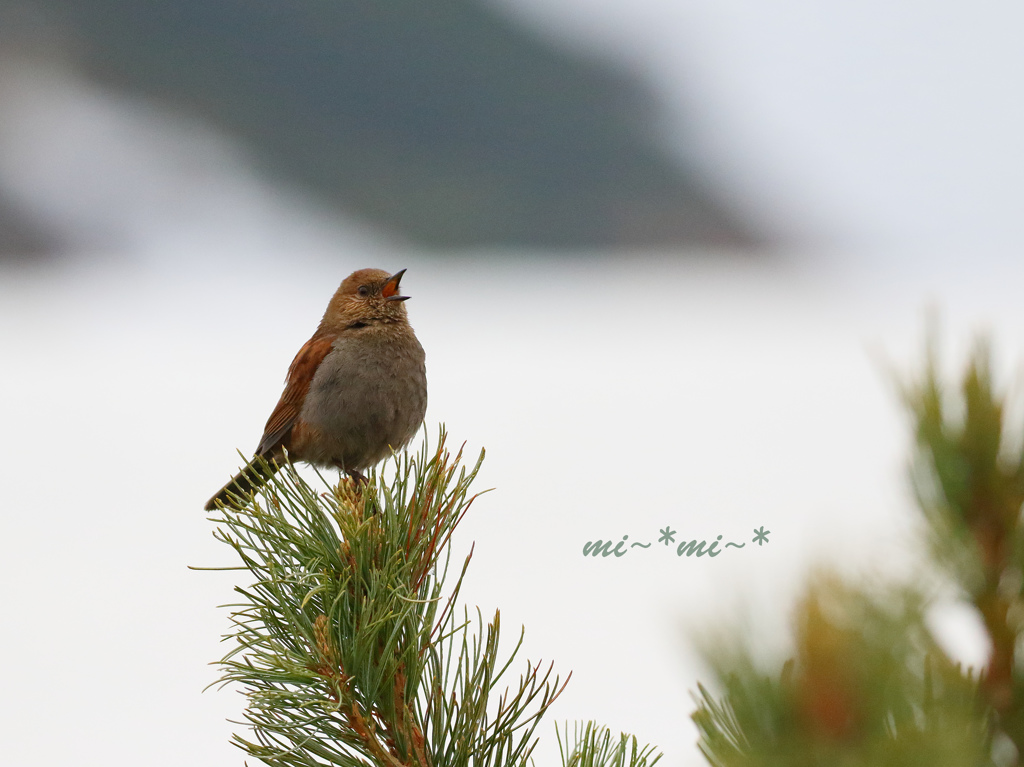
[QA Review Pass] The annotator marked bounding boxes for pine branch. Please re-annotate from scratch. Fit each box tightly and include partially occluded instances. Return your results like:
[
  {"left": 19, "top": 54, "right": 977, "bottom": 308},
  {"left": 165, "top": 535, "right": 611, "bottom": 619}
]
[
  {"left": 557, "top": 722, "right": 662, "bottom": 767},
  {"left": 204, "top": 429, "right": 570, "bottom": 767},
  {"left": 691, "top": 575, "right": 992, "bottom": 767},
  {"left": 902, "top": 337, "right": 1024, "bottom": 736},
  {"left": 690, "top": 333, "right": 1024, "bottom": 766}
]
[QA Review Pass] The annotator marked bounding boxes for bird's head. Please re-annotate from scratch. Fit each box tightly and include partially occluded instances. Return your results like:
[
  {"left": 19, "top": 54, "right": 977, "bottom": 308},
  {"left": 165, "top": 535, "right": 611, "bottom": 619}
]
[{"left": 322, "top": 268, "right": 412, "bottom": 330}]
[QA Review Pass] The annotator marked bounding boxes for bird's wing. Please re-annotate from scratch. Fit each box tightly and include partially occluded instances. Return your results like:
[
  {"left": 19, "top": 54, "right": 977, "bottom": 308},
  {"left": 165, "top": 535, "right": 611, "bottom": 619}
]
[{"left": 256, "top": 334, "right": 336, "bottom": 457}]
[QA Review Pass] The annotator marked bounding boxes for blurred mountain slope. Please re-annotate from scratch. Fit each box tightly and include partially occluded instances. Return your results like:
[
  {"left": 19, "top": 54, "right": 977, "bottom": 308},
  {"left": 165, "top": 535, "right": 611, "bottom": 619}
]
[
  {"left": 0, "top": 190, "right": 60, "bottom": 258},
  {"left": 3, "top": 0, "right": 758, "bottom": 249}
]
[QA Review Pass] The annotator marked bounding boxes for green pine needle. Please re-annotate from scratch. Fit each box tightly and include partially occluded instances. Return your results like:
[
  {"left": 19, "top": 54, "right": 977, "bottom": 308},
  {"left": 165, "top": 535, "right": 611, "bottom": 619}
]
[{"left": 204, "top": 427, "right": 569, "bottom": 767}]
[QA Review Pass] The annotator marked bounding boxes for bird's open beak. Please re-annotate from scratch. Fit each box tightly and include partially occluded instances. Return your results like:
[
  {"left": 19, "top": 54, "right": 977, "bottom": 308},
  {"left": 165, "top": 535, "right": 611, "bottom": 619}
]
[{"left": 382, "top": 269, "right": 410, "bottom": 301}]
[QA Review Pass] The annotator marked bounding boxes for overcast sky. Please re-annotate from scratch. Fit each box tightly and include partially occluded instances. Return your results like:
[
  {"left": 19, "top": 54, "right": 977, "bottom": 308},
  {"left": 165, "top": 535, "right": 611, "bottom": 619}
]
[{"left": 490, "top": 0, "right": 1024, "bottom": 250}]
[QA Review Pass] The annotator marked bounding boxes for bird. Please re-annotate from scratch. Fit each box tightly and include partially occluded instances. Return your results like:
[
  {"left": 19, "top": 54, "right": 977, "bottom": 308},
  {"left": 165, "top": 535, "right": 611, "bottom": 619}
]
[{"left": 205, "top": 268, "right": 427, "bottom": 511}]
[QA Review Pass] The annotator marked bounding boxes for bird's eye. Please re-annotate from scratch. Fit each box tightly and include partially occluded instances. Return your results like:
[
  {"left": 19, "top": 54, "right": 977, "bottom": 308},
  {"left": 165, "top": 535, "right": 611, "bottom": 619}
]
[{"left": 357, "top": 285, "right": 370, "bottom": 297}]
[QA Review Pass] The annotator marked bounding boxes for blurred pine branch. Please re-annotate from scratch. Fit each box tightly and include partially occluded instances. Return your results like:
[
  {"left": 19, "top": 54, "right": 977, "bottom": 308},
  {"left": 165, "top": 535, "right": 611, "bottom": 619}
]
[{"left": 692, "top": 336, "right": 1024, "bottom": 766}]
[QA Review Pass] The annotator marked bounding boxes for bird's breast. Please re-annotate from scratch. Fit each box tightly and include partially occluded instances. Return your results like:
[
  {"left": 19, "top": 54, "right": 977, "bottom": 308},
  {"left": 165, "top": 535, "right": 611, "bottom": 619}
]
[{"left": 296, "top": 329, "right": 427, "bottom": 469}]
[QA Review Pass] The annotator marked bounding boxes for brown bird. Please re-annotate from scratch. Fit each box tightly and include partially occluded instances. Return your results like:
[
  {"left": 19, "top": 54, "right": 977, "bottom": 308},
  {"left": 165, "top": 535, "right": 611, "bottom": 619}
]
[{"left": 205, "top": 268, "right": 427, "bottom": 511}]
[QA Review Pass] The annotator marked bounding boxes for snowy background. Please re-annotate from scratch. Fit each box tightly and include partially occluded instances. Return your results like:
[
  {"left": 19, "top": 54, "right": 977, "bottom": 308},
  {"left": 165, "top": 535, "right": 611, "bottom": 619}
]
[{"left": 3, "top": 2, "right": 1024, "bottom": 765}]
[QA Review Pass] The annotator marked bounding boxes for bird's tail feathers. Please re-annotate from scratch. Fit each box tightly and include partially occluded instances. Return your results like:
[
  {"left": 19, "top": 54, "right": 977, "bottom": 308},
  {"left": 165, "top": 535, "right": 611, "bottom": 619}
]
[{"left": 204, "top": 454, "right": 283, "bottom": 511}]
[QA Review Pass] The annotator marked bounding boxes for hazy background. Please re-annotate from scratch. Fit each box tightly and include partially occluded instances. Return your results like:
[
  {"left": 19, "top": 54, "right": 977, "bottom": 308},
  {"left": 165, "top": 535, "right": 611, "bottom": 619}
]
[{"left": 2, "top": 1, "right": 1023, "bottom": 765}]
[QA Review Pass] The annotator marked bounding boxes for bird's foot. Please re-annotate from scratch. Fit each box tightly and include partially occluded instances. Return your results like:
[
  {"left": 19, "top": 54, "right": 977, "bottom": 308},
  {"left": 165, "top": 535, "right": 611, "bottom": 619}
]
[{"left": 333, "top": 465, "right": 379, "bottom": 514}]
